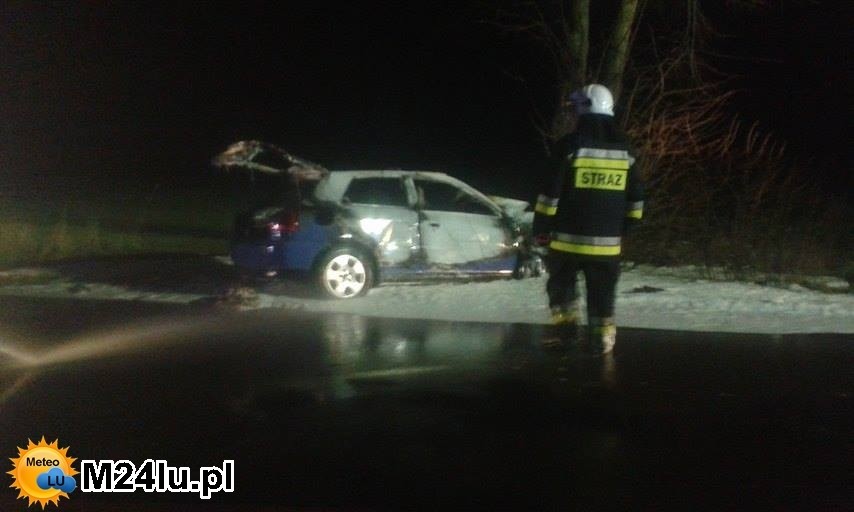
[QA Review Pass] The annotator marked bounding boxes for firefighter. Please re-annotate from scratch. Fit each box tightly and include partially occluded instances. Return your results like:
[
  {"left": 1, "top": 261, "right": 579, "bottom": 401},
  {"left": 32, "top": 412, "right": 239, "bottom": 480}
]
[{"left": 533, "top": 84, "right": 644, "bottom": 354}]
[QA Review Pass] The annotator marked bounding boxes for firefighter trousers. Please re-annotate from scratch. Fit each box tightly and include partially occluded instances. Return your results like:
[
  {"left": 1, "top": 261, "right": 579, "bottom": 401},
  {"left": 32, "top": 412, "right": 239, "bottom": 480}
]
[{"left": 546, "top": 252, "right": 621, "bottom": 320}]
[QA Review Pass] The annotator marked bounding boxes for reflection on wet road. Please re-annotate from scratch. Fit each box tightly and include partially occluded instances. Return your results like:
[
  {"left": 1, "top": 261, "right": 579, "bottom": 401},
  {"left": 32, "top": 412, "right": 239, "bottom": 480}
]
[{"left": 0, "top": 296, "right": 851, "bottom": 510}]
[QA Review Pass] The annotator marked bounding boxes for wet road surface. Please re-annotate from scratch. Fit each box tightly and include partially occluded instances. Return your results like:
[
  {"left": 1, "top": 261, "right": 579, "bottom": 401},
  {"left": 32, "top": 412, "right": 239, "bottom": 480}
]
[{"left": 0, "top": 295, "right": 851, "bottom": 511}]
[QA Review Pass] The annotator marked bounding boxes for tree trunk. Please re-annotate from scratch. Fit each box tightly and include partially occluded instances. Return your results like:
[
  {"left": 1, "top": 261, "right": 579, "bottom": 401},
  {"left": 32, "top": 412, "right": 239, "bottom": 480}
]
[
  {"left": 601, "top": 0, "right": 639, "bottom": 102},
  {"left": 550, "top": 0, "right": 589, "bottom": 140},
  {"left": 566, "top": 0, "right": 589, "bottom": 92}
]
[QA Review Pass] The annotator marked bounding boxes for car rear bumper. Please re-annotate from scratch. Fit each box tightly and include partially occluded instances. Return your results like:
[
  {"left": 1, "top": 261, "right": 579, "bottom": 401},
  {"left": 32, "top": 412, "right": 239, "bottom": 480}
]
[
  {"left": 231, "top": 236, "right": 328, "bottom": 273},
  {"left": 231, "top": 242, "right": 282, "bottom": 272}
]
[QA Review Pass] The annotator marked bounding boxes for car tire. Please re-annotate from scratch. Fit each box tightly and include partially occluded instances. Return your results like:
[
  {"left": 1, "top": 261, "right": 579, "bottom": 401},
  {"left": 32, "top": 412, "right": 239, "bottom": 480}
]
[
  {"left": 530, "top": 254, "right": 544, "bottom": 277},
  {"left": 513, "top": 253, "right": 544, "bottom": 279},
  {"left": 513, "top": 260, "right": 531, "bottom": 280},
  {"left": 316, "top": 247, "right": 374, "bottom": 299}
]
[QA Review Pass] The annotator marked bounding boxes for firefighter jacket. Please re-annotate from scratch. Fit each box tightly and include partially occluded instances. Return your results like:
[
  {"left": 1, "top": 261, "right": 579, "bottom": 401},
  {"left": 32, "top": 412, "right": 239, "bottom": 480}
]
[{"left": 533, "top": 113, "right": 645, "bottom": 258}]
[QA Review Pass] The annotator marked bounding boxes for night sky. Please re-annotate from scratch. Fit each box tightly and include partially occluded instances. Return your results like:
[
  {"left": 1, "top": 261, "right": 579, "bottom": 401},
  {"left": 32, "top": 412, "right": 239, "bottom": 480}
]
[{"left": 1, "top": 1, "right": 850, "bottom": 199}]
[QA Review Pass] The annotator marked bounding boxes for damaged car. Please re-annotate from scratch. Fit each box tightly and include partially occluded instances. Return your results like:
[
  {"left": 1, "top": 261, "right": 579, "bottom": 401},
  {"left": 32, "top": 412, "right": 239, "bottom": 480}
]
[{"left": 214, "top": 141, "right": 543, "bottom": 299}]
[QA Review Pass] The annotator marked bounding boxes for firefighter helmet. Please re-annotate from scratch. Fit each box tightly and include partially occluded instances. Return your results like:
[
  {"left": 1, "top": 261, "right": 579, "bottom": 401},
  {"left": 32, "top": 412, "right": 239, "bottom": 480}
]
[{"left": 569, "top": 84, "right": 614, "bottom": 116}]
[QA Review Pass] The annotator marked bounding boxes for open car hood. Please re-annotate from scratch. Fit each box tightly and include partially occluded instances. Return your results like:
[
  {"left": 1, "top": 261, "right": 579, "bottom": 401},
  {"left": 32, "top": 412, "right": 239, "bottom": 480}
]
[
  {"left": 488, "top": 195, "right": 530, "bottom": 218},
  {"left": 212, "top": 140, "right": 329, "bottom": 182}
]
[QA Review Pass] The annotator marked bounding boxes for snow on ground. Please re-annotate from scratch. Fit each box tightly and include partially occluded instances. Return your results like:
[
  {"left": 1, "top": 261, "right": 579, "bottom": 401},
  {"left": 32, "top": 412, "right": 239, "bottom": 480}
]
[
  {"left": 0, "top": 260, "right": 851, "bottom": 334},
  {"left": 253, "top": 272, "right": 853, "bottom": 334}
]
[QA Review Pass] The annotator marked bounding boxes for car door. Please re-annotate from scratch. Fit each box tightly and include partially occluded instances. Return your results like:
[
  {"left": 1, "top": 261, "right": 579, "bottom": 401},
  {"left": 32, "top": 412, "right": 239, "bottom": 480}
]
[
  {"left": 413, "top": 178, "right": 507, "bottom": 266},
  {"left": 457, "top": 191, "right": 515, "bottom": 261},
  {"left": 341, "top": 176, "right": 420, "bottom": 266}
]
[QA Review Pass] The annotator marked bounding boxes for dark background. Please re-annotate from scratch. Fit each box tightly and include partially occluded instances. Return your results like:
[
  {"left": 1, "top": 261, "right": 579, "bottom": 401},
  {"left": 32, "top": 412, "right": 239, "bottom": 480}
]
[{"left": 1, "top": 1, "right": 850, "bottom": 200}]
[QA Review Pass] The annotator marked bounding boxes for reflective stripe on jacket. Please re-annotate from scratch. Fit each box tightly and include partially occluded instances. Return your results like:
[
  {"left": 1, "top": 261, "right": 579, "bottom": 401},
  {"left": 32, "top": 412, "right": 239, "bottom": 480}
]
[{"left": 533, "top": 114, "right": 645, "bottom": 258}]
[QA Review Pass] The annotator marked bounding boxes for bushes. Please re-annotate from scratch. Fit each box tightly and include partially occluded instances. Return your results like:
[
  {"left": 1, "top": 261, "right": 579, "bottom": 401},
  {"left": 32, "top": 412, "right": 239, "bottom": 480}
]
[{"left": 620, "top": 50, "right": 850, "bottom": 278}]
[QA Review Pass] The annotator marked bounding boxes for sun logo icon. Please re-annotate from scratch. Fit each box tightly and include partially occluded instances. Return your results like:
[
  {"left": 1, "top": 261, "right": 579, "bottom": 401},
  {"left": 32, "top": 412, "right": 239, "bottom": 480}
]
[{"left": 8, "top": 437, "right": 78, "bottom": 509}]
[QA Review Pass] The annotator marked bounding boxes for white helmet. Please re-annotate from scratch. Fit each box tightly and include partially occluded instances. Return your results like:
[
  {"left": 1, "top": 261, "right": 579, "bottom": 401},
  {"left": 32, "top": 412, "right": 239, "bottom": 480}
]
[{"left": 569, "top": 83, "right": 614, "bottom": 116}]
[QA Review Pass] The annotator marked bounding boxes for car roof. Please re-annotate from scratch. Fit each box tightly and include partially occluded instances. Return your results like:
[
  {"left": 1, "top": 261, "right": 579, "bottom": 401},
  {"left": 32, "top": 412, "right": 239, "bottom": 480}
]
[
  {"left": 313, "top": 170, "right": 495, "bottom": 207},
  {"left": 326, "top": 170, "right": 449, "bottom": 179}
]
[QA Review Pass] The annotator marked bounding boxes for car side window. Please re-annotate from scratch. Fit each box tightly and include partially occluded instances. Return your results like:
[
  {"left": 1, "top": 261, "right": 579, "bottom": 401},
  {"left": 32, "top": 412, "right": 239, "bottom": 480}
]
[
  {"left": 415, "top": 180, "right": 495, "bottom": 215},
  {"left": 344, "top": 178, "right": 409, "bottom": 207}
]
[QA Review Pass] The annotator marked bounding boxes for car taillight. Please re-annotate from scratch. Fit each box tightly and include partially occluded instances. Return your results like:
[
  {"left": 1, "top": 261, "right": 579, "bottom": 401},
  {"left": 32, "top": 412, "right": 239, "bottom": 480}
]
[
  {"left": 270, "top": 211, "right": 300, "bottom": 237},
  {"left": 267, "top": 222, "right": 282, "bottom": 239},
  {"left": 283, "top": 210, "right": 300, "bottom": 234}
]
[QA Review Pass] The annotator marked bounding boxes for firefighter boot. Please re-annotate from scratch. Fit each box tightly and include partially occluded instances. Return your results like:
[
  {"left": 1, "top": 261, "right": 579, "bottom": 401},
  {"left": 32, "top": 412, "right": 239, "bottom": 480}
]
[
  {"left": 542, "top": 302, "right": 580, "bottom": 350},
  {"left": 586, "top": 317, "right": 617, "bottom": 355}
]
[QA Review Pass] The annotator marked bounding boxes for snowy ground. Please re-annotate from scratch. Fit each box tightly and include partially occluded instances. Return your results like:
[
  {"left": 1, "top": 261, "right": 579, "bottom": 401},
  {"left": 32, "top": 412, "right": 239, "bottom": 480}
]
[
  {"left": 250, "top": 268, "right": 854, "bottom": 334},
  {"left": 0, "top": 259, "right": 851, "bottom": 334}
]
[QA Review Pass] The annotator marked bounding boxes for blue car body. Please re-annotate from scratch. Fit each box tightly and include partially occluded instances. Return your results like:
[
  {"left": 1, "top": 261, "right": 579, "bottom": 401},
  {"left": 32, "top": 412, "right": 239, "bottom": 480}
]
[{"left": 230, "top": 170, "right": 535, "bottom": 288}]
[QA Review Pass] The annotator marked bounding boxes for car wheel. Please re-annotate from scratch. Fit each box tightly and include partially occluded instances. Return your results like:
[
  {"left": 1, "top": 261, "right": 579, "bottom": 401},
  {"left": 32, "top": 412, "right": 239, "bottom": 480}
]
[
  {"left": 529, "top": 254, "right": 545, "bottom": 277},
  {"left": 513, "top": 253, "right": 544, "bottom": 279},
  {"left": 513, "top": 260, "right": 531, "bottom": 280},
  {"left": 316, "top": 247, "right": 374, "bottom": 299}
]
